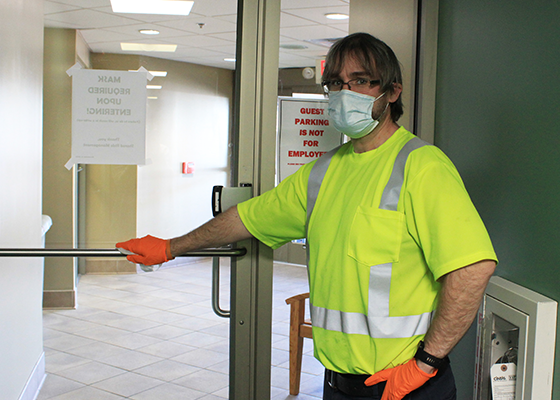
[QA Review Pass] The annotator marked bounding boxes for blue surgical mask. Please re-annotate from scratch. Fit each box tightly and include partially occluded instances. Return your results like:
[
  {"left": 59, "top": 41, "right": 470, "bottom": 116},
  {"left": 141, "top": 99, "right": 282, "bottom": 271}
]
[{"left": 327, "top": 90, "right": 386, "bottom": 139}]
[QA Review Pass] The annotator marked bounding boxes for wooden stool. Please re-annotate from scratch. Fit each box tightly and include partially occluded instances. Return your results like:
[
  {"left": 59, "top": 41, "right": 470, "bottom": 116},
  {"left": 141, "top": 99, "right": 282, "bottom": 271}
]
[{"left": 285, "top": 292, "right": 313, "bottom": 395}]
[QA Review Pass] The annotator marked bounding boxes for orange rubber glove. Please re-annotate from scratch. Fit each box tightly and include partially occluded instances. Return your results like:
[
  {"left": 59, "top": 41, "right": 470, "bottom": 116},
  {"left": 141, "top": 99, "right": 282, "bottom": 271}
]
[
  {"left": 365, "top": 359, "right": 437, "bottom": 400},
  {"left": 116, "top": 235, "right": 174, "bottom": 266}
]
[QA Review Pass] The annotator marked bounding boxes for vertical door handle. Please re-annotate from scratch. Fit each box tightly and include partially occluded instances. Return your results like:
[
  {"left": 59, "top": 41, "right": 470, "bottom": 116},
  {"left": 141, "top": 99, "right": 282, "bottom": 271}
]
[{"left": 212, "top": 257, "right": 230, "bottom": 318}]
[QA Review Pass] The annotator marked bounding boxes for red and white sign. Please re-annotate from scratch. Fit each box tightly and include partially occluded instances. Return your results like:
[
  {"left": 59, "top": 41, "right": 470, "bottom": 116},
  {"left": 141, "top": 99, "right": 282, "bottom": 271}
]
[{"left": 278, "top": 98, "right": 342, "bottom": 182}]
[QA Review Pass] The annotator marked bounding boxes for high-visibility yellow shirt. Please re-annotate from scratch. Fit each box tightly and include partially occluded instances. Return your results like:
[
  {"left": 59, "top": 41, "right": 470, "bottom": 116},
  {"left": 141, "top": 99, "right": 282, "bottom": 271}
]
[{"left": 238, "top": 127, "right": 497, "bottom": 375}]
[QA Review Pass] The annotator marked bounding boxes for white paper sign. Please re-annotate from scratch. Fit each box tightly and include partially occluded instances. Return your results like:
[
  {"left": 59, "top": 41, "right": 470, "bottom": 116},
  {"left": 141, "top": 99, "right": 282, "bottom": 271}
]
[
  {"left": 65, "top": 65, "right": 151, "bottom": 169},
  {"left": 491, "top": 363, "right": 516, "bottom": 400},
  {"left": 278, "top": 98, "right": 342, "bottom": 182}
]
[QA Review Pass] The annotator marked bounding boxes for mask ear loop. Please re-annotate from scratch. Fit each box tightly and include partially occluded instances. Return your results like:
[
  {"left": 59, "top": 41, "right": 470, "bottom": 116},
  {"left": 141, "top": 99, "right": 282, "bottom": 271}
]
[{"left": 373, "top": 93, "right": 390, "bottom": 122}]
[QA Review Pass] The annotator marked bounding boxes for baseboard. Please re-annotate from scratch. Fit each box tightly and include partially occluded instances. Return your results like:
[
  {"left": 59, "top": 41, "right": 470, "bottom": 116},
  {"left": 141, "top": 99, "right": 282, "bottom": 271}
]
[
  {"left": 84, "top": 258, "right": 136, "bottom": 274},
  {"left": 43, "top": 290, "right": 76, "bottom": 309},
  {"left": 19, "top": 352, "right": 45, "bottom": 400}
]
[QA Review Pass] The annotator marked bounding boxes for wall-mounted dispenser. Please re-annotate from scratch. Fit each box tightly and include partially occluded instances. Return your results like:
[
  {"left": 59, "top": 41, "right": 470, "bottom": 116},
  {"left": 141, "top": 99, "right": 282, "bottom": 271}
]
[{"left": 474, "top": 276, "right": 557, "bottom": 399}]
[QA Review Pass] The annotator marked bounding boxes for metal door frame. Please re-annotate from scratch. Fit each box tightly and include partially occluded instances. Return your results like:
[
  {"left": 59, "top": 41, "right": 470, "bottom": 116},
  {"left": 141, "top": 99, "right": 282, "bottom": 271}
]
[{"left": 230, "top": 0, "right": 280, "bottom": 399}]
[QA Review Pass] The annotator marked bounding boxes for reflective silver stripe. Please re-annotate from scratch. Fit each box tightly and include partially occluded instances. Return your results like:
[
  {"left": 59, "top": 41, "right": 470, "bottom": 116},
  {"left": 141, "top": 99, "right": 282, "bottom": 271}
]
[
  {"left": 379, "top": 137, "right": 428, "bottom": 211},
  {"left": 306, "top": 145, "right": 342, "bottom": 266},
  {"left": 307, "top": 145, "right": 342, "bottom": 228},
  {"left": 368, "top": 263, "right": 392, "bottom": 317},
  {"left": 307, "top": 137, "right": 433, "bottom": 339},
  {"left": 310, "top": 303, "right": 434, "bottom": 339}
]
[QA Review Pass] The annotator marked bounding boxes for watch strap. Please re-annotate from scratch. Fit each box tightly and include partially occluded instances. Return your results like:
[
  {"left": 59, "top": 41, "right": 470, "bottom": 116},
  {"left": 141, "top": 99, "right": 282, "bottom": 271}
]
[{"left": 414, "top": 341, "right": 449, "bottom": 369}]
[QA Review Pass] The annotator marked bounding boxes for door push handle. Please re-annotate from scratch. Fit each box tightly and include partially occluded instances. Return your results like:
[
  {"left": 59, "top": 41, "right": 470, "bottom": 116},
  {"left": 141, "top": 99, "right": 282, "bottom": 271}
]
[
  {"left": 0, "top": 247, "right": 247, "bottom": 258},
  {"left": 0, "top": 247, "right": 245, "bottom": 319},
  {"left": 212, "top": 257, "right": 230, "bottom": 318}
]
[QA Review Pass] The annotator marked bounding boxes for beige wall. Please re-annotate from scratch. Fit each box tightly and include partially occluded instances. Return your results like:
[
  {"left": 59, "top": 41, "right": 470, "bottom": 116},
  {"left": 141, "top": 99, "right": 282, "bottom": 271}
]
[
  {"left": 0, "top": 0, "right": 46, "bottom": 398},
  {"left": 135, "top": 57, "right": 234, "bottom": 240},
  {"left": 350, "top": 0, "right": 417, "bottom": 132},
  {"left": 81, "top": 163, "right": 138, "bottom": 274},
  {"left": 83, "top": 165, "right": 137, "bottom": 249},
  {"left": 42, "top": 28, "right": 77, "bottom": 307}
]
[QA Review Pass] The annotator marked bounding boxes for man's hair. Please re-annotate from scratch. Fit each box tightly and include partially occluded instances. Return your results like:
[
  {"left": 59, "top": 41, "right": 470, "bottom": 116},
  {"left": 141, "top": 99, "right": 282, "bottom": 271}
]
[{"left": 323, "top": 32, "right": 404, "bottom": 122}]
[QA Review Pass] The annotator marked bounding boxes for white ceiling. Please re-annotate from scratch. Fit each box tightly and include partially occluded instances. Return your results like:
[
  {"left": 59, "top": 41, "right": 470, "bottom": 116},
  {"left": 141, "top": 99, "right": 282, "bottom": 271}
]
[{"left": 44, "top": 0, "right": 350, "bottom": 70}]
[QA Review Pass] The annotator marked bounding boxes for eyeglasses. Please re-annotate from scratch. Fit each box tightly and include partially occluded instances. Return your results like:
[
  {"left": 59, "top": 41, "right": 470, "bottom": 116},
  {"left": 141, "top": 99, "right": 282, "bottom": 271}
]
[{"left": 322, "top": 78, "right": 381, "bottom": 94}]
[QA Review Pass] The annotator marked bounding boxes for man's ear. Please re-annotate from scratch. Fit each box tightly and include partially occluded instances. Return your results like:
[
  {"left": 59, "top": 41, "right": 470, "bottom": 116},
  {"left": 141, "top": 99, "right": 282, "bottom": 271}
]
[{"left": 388, "top": 82, "right": 403, "bottom": 103}]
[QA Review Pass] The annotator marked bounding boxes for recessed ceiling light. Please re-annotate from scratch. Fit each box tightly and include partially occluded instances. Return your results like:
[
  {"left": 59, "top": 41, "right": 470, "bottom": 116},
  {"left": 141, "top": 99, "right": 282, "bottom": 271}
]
[
  {"left": 224, "top": 58, "right": 236, "bottom": 62},
  {"left": 293, "top": 93, "right": 326, "bottom": 99},
  {"left": 280, "top": 44, "right": 308, "bottom": 50},
  {"left": 325, "top": 13, "right": 349, "bottom": 20},
  {"left": 121, "top": 43, "right": 177, "bottom": 52},
  {"left": 139, "top": 29, "right": 160, "bottom": 35},
  {"left": 147, "top": 85, "right": 162, "bottom": 90},
  {"left": 111, "top": 0, "right": 194, "bottom": 16},
  {"left": 148, "top": 96, "right": 158, "bottom": 100}
]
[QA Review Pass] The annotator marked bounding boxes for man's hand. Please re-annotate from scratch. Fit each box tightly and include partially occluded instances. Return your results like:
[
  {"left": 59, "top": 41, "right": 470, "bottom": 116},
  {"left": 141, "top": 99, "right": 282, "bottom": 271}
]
[
  {"left": 116, "top": 235, "right": 174, "bottom": 266},
  {"left": 364, "top": 359, "right": 436, "bottom": 400}
]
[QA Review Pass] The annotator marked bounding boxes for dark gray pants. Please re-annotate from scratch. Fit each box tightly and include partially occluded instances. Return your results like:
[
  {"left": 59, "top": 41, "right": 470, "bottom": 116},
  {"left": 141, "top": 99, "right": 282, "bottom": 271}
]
[{"left": 323, "top": 364, "right": 457, "bottom": 400}]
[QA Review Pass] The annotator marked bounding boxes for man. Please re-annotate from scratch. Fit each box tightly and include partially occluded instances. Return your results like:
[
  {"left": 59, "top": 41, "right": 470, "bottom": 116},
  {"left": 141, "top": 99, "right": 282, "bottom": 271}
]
[{"left": 117, "top": 33, "right": 497, "bottom": 400}]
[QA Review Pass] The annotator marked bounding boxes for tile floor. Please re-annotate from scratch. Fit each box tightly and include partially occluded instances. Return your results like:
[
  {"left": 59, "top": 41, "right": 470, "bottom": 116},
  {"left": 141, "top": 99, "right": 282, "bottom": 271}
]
[{"left": 38, "top": 259, "right": 324, "bottom": 399}]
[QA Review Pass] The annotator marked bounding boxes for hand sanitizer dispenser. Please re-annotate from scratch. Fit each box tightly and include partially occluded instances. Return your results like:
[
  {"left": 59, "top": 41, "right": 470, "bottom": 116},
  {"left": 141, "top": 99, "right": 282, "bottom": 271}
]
[{"left": 474, "top": 276, "right": 557, "bottom": 400}]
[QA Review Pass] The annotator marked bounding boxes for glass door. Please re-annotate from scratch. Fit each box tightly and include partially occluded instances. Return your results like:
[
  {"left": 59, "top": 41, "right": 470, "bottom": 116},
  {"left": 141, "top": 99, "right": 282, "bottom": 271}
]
[{"left": 39, "top": 1, "right": 279, "bottom": 399}]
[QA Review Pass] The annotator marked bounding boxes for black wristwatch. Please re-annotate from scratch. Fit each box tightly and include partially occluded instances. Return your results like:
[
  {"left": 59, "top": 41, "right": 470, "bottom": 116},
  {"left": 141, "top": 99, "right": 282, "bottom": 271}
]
[{"left": 414, "top": 341, "right": 448, "bottom": 369}]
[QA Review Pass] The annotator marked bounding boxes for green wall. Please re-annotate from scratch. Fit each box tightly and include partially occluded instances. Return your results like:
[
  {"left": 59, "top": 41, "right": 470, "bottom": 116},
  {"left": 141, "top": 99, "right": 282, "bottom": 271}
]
[{"left": 435, "top": 0, "right": 560, "bottom": 398}]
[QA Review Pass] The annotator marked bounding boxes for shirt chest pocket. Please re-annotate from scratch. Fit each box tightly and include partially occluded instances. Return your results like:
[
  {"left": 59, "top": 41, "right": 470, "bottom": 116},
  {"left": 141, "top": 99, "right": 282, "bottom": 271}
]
[{"left": 347, "top": 206, "right": 404, "bottom": 267}]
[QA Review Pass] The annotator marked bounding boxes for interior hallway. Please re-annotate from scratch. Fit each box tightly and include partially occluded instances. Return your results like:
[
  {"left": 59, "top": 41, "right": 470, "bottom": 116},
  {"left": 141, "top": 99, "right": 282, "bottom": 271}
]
[{"left": 38, "top": 260, "right": 323, "bottom": 399}]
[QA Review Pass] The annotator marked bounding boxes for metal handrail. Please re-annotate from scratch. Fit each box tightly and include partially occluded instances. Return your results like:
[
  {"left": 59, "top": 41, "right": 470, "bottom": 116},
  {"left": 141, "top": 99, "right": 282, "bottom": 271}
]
[{"left": 0, "top": 248, "right": 247, "bottom": 258}]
